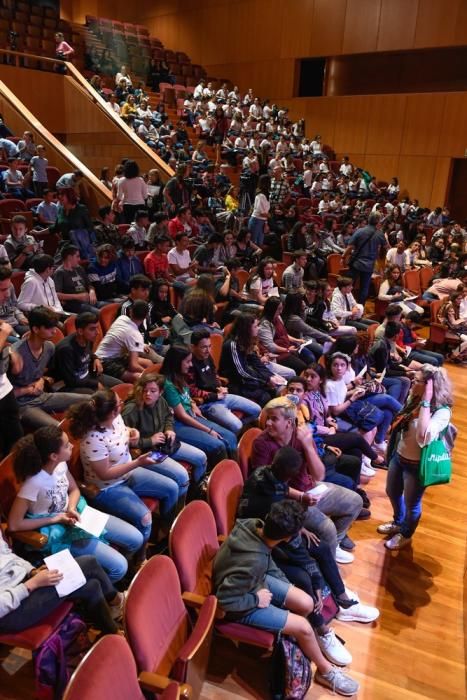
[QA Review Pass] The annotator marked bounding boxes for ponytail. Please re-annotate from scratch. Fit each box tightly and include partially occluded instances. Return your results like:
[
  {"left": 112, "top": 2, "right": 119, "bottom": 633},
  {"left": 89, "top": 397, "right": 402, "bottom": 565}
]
[
  {"left": 67, "top": 390, "right": 117, "bottom": 438},
  {"left": 13, "top": 426, "right": 64, "bottom": 482}
]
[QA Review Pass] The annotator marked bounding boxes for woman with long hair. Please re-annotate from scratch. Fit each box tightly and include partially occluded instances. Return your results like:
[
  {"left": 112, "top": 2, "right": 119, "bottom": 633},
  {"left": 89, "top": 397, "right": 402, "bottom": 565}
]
[
  {"left": 244, "top": 257, "right": 278, "bottom": 305},
  {"left": 68, "top": 390, "right": 183, "bottom": 546},
  {"left": 160, "top": 345, "right": 237, "bottom": 467},
  {"left": 149, "top": 278, "right": 177, "bottom": 326},
  {"left": 282, "top": 291, "right": 334, "bottom": 358},
  {"left": 258, "top": 297, "right": 313, "bottom": 373},
  {"left": 305, "top": 281, "right": 357, "bottom": 337},
  {"left": 437, "top": 290, "right": 467, "bottom": 361},
  {"left": 378, "top": 264, "right": 424, "bottom": 315},
  {"left": 8, "top": 426, "right": 143, "bottom": 582},
  {"left": 235, "top": 228, "right": 261, "bottom": 270},
  {"left": 122, "top": 372, "right": 207, "bottom": 488},
  {"left": 248, "top": 174, "right": 270, "bottom": 246},
  {"left": 379, "top": 365, "right": 453, "bottom": 549},
  {"left": 179, "top": 275, "right": 223, "bottom": 335},
  {"left": 220, "top": 313, "right": 284, "bottom": 406},
  {"left": 116, "top": 160, "right": 148, "bottom": 224}
]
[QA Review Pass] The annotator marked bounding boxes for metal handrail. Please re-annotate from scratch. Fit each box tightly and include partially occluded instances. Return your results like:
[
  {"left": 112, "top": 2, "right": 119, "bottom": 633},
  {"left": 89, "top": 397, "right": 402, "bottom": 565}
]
[{"left": 0, "top": 47, "right": 174, "bottom": 181}]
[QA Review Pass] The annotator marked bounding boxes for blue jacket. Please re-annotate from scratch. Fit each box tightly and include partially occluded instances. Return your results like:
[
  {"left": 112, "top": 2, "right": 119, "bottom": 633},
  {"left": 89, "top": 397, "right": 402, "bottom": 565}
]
[{"left": 115, "top": 253, "right": 144, "bottom": 293}]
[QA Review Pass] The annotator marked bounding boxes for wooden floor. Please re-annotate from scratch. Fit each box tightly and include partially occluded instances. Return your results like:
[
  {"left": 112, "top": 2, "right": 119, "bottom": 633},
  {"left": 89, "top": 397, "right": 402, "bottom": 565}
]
[
  {"left": 202, "top": 363, "right": 467, "bottom": 700},
  {"left": 1, "top": 365, "right": 465, "bottom": 700}
]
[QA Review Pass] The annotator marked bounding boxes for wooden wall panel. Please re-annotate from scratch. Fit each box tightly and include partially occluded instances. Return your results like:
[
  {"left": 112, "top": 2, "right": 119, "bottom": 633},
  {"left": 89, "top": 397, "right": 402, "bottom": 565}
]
[
  {"left": 305, "top": 98, "right": 338, "bottom": 147},
  {"left": 280, "top": 0, "right": 314, "bottom": 59},
  {"left": 430, "top": 157, "right": 452, "bottom": 207},
  {"left": 333, "top": 96, "right": 370, "bottom": 154},
  {"left": 377, "top": 0, "right": 418, "bottom": 51},
  {"left": 0, "top": 66, "right": 65, "bottom": 132},
  {"left": 365, "top": 95, "right": 406, "bottom": 154},
  {"left": 438, "top": 93, "right": 467, "bottom": 157},
  {"left": 400, "top": 93, "right": 444, "bottom": 156},
  {"left": 309, "top": 0, "right": 346, "bottom": 57},
  {"left": 342, "top": 0, "right": 382, "bottom": 55},
  {"left": 413, "top": 0, "right": 461, "bottom": 48},
  {"left": 362, "top": 155, "right": 400, "bottom": 183},
  {"left": 396, "top": 156, "right": 437, "bottom": 202}
]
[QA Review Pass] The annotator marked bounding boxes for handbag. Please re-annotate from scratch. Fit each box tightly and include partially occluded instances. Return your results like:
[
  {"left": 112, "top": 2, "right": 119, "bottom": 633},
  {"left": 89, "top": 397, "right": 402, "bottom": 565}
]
[
  {"left": 419, "top": 427, "right": 452, "bottom": 487},
  {"left": 362, "top": 379, "right": 386, "bottom": 396}
]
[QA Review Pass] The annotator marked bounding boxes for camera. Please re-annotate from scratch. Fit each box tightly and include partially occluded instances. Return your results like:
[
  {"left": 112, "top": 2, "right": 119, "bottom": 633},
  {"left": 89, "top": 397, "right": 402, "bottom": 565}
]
[{"left": 8, "top": 30, "right": 18, "bottom": 49}]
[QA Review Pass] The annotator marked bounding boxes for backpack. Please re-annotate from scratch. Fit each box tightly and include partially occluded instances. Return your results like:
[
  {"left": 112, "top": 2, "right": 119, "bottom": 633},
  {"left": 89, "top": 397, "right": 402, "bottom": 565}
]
[
  {"left": 270, "top": 634, "right": 312, "bottom": 700},
  {"left": 33, "top": 612, "right": 90, "bottom": 700}
]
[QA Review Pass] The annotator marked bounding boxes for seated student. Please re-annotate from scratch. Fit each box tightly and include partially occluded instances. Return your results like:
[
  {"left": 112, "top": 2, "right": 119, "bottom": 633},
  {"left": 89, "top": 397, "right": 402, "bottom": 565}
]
[
  {"left": 119, "top": 274, "right": 166, "bottom": 359},
  {"left": 212, "top": 500, "right": 359, "bottom": 697},
  {"left": 243, "top": 258, "right": 279, "bottom": 306},
  {"left": 0, "top": 136, "right": 19, "bottom": 160},
  {"left": 9, "top": 306, "right": 87, "bottom": 430},
  {"left": 188, "top": 330, "right": 261, "bottom": 433},
  {"left": 160, "top": 344, "right": 238, "bottom": 468},
  {"left": 251, "top": 396, "right": 363, "bottom": 563},
  {"left": 330, "top": 277, "right": 375, "bottom": 331},
  {"left": 87, "top": 245, "right": 122, "bottom": 303},
  {"left": 9, "top": 426, "right": 144, "bottom": 583},
  {"left": 127, "top": 210, "right": 150, "bottom": 250},
  {"left": 122, "top": 372, "right": 206, "bottom": 490},
  {"left": 282, "top": 251, "right": 307, "bottom": 292},
  {"left": 53, "top": 312, "right": 120, "bottom": 393},
  {"left": 17, "top": 254, "right": 64, "bottom": 316},
  {"left": 220, "top": 313, "right": 288, "bottom": 406},
  {"left": 68, "top": 390, "right": 182, "bottom": 548},
  {"left": 423, "top": 269, "right": 467, "bottom": 301},
  {"left": 0, "top": 531, "right": 122, "bottom": 636},
  {"left": 53, "top": 244, "right": 99, "bottom": 314},
  {"left": 192, "top": 233, "right": 224, "bottom": 274},
  {"left": 378, "top": 264, "right": 424, "bottom": 316},
  {"left": 285, "top": 376, "right": 368, "bottom": 504},
  {"left": 115, "top": 237, "right": 144, "bottom": 293},
  {"left": 149, "top": 278, "right": 177, "bottom": 328},
  {"left": 239, "top": 447, "right": 379, "bottom": 628},
  {"left": 94, "top": 206, "right": 120, "bottom": 248},
  {"left": 4, "top": 215, "right": 40, "bottom": 271},
  {"left": 36, "top": 190, "right": 59, "bottom": 227},
  {"left": 95, "top": 300, "right": 155, "bottom": 381},
  {"left": 29, "top": 144, "right": 48, "bottom": 197},
  {"left": 2, "top": 157, "right": 33, "bottom": 199},
  {"left": 143, "top": 235, "right": 173, "bottom": 282},
  {"left": 398, "top": 311, "right": 444, "bottom": 366},
  {"left": 167, "top": 232, "right": 198, "bottom": 289},
  {"left": 0, "top": 265, "right": 29, "bottom": 339}
]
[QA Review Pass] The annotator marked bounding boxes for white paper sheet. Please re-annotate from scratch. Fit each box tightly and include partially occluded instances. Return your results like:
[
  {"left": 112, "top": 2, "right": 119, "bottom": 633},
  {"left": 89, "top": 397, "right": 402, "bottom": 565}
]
[
  {"left": 356, "top": 364, "right": 368, "bottom": 379},
  {"left": 75, "top": 505, "right": 109, "bottom": 538},
  {"left": 306, "top": 483, "right": 329, "bottom": 501},
  {"left": 44, "top": 549, "right": 86, "bottom": 597}
]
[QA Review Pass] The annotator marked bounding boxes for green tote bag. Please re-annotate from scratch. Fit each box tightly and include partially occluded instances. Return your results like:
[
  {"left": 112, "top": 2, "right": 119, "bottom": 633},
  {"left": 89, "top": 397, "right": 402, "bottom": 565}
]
[{"left": 419, "top": 427, "right": 452, "bottom": 487}]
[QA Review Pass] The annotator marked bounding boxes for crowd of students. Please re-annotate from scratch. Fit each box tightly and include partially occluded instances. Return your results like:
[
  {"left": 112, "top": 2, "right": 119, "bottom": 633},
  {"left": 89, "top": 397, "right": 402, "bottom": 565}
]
[{"left": 0, "top": 78, "right": 462, "bottom": 698}]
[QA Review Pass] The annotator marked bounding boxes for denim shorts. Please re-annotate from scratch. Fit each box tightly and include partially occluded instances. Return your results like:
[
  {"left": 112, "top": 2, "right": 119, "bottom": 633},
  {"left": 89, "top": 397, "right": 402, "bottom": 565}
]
[{"left": 236, "top": 575, "right": 292, "bottom": 632}]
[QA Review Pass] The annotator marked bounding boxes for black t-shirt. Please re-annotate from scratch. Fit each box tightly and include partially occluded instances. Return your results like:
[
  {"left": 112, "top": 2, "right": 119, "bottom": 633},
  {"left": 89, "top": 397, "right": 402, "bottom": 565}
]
[
  {"left": 53, "top": 333, "right": 97, "bottom": 389},
  {"left": 53, "top": 265, "right": 89, "bottom": 313}
]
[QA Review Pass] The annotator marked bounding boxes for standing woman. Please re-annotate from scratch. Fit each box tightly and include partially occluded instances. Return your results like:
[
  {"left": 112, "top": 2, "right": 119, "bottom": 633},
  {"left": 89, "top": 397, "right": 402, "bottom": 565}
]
[
  {"left": 55, "top": 32, "right": 74, "bottom": 61},
  {"left": 248, "top": 174, "right": 270, "bottom": 247},
  {"left": 379, "top": 366, "right": 453, "bottom": 550},
  {"left": 117, "top": 160, "right": 148, "bottom": 224},
  {"left": 211, "top": 106, "right": 229, "bottom": 164}
]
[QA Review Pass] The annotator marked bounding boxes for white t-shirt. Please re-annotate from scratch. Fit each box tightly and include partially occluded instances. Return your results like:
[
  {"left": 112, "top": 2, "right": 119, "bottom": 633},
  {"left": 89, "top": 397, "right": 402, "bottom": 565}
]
[
  {"left": 249, "top": 276, "right": 278, "bottom": 298},
  {"left": 167, "top": 247, "right": 191, "bottom": 280},
  {"left": 80, "top": 415, "right": 131, "bottom": 490},
  {"left": 96, "top": 315, "right": 145, "bottom": 361},
  {"left": 325, "top": 378, "right": 347, "bottom": 406},
  {"left": 252, "top": 193, "right": 270, "bottom": 219},
  {"left": 18, "top": 462, "right": 69, "bottom": 515}
]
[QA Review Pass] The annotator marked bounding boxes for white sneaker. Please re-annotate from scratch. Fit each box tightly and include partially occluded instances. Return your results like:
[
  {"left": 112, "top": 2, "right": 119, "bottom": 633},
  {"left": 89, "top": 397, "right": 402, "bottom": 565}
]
[
  {"left": 385, "top": 533, "right": 412, "bottom": 550},
  {"left": 335, "top": 545, "right": 354, "bottom": 564},
  {"left": 318, "top": 629, "right": 352, "bottom": 666},
  {"left": 337, "top": 591, "right": 380, "bottom": 623},
  {"left": 374, "top": 440, "right": 388, "bottom": 453},
  {"left": 360, "top": 462, "right": 376, "bottom": 477},
  {"left": 377, "top": 521, "right": 400, "bottom": 536}
]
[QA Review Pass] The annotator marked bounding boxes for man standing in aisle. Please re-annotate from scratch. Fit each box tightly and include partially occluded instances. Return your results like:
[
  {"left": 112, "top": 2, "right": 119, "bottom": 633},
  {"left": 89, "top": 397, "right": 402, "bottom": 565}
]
[{"left": 342, "top": 213, "right": 386, "bottom": 305}]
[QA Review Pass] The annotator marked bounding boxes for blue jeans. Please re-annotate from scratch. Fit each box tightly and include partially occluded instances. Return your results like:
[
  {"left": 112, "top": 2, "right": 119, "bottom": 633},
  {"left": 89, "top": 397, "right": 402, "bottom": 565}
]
[
  {"left": 236, "top": 574, "right": 291, "bottom": 632},
  {"left": 303, "top": 482, "right": 363, "bottom": 551},
  {"left": 248, "top": 216, "right": 266, "bottom": 246},
  {"left": 365, "top": 393, "right": 402, "bottom": 443},
  {"left": 174, "top": 417, "right": 237, "bottom": 467},
  {"left": 70, "top": 514, "right": 143, "bottom": 582},
  {"left": 171, "top": 440, "right": 207, "bottom": 484},
  {"left": 409, "top": 349, "right": 444, "bottom": 366},
  {"left": 383, "top": 376, "right": 411, "bottom": 404},
  {"left": 386, "top": 453, "right": 425, "bottom": 537},
  {"left": 90, "top": 466, "right": 180, "bottom": 542},
  {"left": 149, "top": 455, "right": 190, "bottom": 496},
  {"left": 201, "top": 393, "right": 261, "bottom": 433},
  {"left": 350, "top": 267, "right": 374, "bottom": 304},
  {"left": 422, "top": 292, "right": 438, "bottom": 301}
]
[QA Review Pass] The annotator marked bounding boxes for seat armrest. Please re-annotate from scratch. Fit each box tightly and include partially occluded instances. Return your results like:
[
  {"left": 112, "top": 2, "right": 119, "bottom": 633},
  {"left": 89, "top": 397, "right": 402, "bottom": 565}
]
[
  {"left": 138, "top": 672, "right": 191, "bottom": 698},
  {"left": 176, "top": 595, "right": 217, "bottom": 663},
  {"left": 10, "top": 530, "right": 48, "bottom": 549},
  {"left": 182, "top": 591, "right": 206, "bottom": 609}
]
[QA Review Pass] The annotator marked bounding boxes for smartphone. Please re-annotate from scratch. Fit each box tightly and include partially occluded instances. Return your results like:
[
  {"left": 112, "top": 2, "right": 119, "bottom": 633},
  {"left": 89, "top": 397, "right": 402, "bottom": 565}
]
[{"left": 151, "top": 451, "right": 168, "bottom": 464}]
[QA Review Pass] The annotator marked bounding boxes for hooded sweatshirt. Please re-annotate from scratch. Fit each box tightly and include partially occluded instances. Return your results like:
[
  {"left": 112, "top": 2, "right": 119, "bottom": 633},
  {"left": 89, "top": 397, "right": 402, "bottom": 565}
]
[
  {"left": 17, "top": 269, "right": 63, "bottom": 314},
  {"left": 0, "top": 534, "right": 34, "bottom": 620},
  {"left": 212, "top": 518, "right": 288, "bottom": 618}
]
